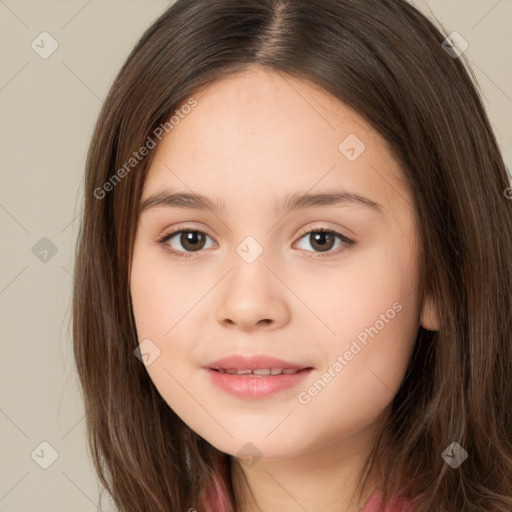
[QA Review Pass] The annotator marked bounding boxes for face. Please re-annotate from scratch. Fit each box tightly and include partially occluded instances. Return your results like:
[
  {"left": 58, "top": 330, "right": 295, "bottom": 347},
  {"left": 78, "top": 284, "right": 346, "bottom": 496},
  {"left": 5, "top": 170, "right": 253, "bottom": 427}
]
[{"left": 130, "top": 65, "right": 433, "bottom": 461}]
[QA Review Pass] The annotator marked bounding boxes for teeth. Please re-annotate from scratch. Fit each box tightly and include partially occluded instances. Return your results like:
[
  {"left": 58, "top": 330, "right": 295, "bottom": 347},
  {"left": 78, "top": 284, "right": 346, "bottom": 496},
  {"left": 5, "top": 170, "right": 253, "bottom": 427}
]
[
  {"left": 252, "top": 368, "right": 271, "bottom": 375},
  {"left": 216, "top": 368, "right": 302, "bottom": 376}
]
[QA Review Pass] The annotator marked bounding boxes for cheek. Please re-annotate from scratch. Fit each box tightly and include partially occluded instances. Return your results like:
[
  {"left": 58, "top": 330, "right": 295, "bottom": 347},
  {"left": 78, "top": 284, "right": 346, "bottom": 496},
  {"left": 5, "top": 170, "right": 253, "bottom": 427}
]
[
  {"left": 129, "top": 242, "right": 210, "bottom": 405},
  {"left": 296, "top": 238, "right": 420, "bottom": 411},
  {"left": 129, "top": 247, "right": 197, "bottom": 424},
  {"left": 294, "top": 295, "right": 417, "bottom": 451},
  {"left": 300, "top": 237, "right": 419, "bottom": 355},
  {"left": 130, "top": 242, "right": 202, "bottom": 339}
]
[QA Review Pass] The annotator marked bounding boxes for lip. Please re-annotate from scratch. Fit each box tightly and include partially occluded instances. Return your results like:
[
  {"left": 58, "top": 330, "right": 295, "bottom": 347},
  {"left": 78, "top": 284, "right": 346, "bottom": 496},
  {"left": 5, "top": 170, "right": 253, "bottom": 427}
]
[
  {"left": 204, "top": 354, "right": 309, "bottom": 371},
  {"left": 203, "top": 354, "right": 314, "bottom": 399}
]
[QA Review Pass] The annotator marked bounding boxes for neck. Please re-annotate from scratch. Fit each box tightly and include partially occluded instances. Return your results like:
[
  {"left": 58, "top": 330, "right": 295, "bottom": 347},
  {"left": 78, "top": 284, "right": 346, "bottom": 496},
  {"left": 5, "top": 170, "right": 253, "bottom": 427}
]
[{"left": 230, "top": 420, "right": 384, "bottom": 512}]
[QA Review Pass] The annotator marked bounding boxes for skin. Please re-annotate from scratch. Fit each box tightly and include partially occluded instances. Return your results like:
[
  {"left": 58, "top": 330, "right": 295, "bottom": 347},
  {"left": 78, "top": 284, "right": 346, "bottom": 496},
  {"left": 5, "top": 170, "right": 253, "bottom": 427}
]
[{"left": 129, "top": 65, "right": 439, "bottom": 512}]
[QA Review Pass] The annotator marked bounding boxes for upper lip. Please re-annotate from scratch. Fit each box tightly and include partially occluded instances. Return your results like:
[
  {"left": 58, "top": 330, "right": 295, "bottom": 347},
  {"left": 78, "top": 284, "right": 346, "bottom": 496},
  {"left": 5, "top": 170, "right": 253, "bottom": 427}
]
[{"left": 204, "top": 354, "right": 312, "bottom": 371}]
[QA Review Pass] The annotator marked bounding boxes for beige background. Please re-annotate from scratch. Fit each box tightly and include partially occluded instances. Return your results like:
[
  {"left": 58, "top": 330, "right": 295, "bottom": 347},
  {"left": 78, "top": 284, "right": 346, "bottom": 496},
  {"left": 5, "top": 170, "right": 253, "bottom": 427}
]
[{"left": 0, "top": 1, "right": 510, "bottom": 510}]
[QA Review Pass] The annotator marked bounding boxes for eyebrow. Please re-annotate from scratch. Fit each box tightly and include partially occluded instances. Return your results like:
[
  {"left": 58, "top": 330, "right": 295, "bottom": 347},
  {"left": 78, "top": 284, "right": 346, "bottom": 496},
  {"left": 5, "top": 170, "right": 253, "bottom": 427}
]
[
  {"left": 140, "top": 189, "right": 383, "bottom": 214},
  {"left": 277, "top": 190, "right": 382, "bottom": 214},
  {"left": 141, "top": 190, "right": 227, "bottom": 214}
]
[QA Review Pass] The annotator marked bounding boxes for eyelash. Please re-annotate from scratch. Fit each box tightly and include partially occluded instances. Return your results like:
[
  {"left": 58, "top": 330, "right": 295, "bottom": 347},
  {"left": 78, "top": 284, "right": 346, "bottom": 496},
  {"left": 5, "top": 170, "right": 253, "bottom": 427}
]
[{"left": 156, "top": 224, "right": 355, "bottom": 259}]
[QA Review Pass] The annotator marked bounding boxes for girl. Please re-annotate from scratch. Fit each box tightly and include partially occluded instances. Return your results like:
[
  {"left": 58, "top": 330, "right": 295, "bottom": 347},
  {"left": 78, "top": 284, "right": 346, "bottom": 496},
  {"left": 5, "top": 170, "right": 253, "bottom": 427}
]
[{"left": 72, "top": 1, "right": 512, "bottom": 511}]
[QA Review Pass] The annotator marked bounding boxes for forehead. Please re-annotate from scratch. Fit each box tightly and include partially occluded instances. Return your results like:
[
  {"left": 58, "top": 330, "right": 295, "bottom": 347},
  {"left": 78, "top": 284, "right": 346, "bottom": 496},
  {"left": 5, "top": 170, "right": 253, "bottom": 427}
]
[{"left": 142, "top": 66, "right": 410, "bottom": 217}]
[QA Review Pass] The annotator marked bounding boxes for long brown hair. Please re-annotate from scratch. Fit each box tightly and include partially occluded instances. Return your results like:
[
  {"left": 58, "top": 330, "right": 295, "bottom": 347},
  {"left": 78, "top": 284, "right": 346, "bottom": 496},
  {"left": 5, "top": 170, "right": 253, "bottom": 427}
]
[{"left": 72, "top": 0, "right": 512, "bottom": 510}]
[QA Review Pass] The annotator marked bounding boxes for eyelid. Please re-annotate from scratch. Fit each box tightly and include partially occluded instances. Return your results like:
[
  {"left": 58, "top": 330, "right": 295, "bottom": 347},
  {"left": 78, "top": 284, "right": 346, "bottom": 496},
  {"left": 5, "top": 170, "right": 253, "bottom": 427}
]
[{"left": 295, "top": 222, "right": 352, "bottom": 240}]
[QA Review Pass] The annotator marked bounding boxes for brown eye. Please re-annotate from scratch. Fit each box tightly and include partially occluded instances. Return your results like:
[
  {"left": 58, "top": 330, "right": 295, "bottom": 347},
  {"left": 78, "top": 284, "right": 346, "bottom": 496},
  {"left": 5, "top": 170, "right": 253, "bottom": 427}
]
[
  {"left": 295, "top": 228, "right": 354, "bottom": 256},
  {"left": 308, "top": 231, "right": 336, "bottom": 252},
  {"left": 159, "top": 229, "right": 215, "bottom": 255},
  {"left": 179, "top": 231, "right": 207, "bottom": 251}
]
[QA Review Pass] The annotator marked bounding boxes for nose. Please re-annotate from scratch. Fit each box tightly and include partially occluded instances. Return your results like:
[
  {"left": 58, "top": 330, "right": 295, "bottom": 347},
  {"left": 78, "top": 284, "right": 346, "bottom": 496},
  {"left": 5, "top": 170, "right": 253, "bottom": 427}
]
[{"left": 215, "top": 251, "right": 291, "bottom": 332}]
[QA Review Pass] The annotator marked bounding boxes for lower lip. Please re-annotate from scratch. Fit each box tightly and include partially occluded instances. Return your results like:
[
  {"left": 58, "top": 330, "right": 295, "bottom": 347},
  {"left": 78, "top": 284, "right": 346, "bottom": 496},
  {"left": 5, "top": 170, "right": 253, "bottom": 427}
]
[{"left": 205, "top": 368, "right": 314, "bottom": 398}]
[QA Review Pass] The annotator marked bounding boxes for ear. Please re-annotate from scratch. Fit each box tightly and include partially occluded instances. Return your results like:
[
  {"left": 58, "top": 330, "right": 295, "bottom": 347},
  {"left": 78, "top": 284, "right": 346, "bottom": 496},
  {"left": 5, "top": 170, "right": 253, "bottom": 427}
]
[{"left": 420, "top": 295, "right": 440, "bottom": 331}]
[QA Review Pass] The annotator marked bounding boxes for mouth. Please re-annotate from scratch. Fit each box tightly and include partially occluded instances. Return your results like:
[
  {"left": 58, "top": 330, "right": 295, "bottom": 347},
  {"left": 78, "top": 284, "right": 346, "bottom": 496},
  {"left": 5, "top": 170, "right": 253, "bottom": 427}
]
[
  {"left": 203, "top": 354, "right": 314, "bottom": 397},
  {"left": 204, "top": 354, "right": 314, "bottom": 398},
  {"left": 204, "top": 353, "right": 312, "bottom": 373},
  {"left": 209, "top": 367, "right": 311, "bottom": 376}
]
